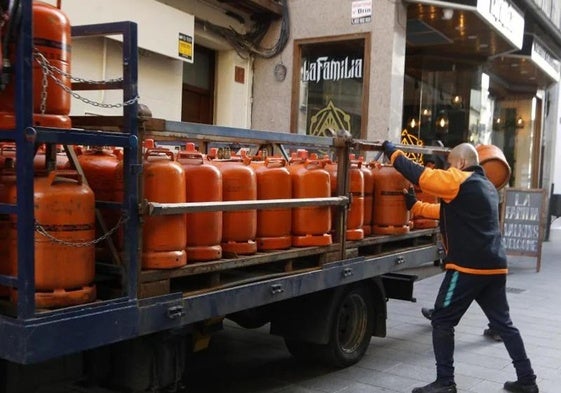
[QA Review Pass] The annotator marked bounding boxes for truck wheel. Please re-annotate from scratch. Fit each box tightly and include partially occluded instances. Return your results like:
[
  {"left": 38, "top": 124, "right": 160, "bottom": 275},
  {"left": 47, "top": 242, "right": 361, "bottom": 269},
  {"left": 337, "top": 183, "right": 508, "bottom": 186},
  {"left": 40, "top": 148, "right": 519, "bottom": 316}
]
[{"left": 283, "top": 285, "right": 375, "bottom": 368}]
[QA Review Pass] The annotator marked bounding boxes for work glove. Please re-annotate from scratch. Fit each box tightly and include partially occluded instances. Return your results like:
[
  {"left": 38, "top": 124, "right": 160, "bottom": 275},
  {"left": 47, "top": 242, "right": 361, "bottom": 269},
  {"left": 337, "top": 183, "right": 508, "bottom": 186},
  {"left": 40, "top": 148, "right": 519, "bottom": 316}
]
[
  {"left": 403, "top": 187, "right": 418, "bottom": 210},
  {"left": 382, "top": 140, "right": 396, "bottom": 160}
]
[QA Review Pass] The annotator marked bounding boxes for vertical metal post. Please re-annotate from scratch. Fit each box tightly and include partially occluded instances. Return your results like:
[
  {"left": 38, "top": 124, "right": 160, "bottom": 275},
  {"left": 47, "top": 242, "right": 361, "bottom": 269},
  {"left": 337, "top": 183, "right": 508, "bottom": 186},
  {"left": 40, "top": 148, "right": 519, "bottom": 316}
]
[
  {"left": 334, "top": 131, "right": 351, "bottom": 259},
  {"left": 15, "top": 0, "right": 36, "bottom": 318},
  {"left": 121, "top": 22, "right": 140, "bottom": 299}
]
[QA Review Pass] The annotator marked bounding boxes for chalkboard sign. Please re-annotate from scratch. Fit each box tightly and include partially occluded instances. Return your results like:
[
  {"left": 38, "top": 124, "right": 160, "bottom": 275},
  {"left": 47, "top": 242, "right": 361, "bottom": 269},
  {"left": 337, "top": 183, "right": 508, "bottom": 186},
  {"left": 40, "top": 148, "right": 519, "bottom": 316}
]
[{"left": 501, "top": 188, "right": 546, "bottom": 272}]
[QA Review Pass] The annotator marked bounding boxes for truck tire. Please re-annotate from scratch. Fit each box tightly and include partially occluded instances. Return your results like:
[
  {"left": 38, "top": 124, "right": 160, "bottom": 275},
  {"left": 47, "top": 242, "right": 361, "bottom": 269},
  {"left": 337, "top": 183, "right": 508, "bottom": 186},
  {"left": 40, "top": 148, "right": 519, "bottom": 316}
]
[{"left": 284, "top": 285, "right": 375, "bottom": 368}]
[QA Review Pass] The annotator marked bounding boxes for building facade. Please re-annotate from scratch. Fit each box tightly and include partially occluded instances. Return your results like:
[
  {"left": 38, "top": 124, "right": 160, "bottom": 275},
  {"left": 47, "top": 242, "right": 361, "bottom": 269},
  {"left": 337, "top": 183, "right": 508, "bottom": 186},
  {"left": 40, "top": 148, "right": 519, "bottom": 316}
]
[{"left": 49, "top": 0, "right": 561, "bottom": 194}]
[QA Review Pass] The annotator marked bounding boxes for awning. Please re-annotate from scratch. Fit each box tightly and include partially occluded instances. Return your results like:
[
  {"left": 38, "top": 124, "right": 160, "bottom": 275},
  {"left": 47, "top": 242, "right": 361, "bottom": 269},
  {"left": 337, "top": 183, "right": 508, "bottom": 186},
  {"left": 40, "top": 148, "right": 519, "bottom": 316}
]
[
  {"left": 487, "top": 34, "right": 560, "bottom": 92},
  {"left": 405, "top": 0, "right": 524, "bottom": 59}
]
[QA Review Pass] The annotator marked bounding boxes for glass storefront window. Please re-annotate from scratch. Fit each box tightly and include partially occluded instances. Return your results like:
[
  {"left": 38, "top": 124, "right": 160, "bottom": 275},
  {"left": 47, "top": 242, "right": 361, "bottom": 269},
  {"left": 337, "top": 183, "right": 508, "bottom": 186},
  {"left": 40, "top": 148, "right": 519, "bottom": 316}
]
[
  {"left": 292, "top": 35, "right": 368, "bottom": 139},
  {"left": 402, "top": 62, "right": 484, "bottom": 149}
]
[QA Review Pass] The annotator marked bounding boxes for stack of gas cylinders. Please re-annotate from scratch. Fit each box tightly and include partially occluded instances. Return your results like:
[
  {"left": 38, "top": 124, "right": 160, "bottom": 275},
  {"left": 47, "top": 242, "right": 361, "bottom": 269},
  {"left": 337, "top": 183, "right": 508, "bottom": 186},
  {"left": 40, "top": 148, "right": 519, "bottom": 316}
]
[{"left": 0, "top": 140, "right": 439, "bottom": 309}]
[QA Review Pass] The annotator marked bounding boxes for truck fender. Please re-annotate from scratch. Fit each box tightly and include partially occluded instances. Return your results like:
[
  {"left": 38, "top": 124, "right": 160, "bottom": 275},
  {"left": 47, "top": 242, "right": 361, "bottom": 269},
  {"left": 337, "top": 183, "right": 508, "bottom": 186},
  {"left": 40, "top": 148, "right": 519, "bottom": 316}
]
[{"left": 270, "top": 278, "right": 387, "bottom": 344}]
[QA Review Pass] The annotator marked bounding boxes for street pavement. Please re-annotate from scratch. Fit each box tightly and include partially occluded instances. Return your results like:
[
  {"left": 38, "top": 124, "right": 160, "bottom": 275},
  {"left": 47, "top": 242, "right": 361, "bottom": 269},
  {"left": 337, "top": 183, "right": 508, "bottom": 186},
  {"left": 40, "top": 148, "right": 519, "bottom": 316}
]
[{"left": 187, "top": 227, "right": 561, "bottom": 393}]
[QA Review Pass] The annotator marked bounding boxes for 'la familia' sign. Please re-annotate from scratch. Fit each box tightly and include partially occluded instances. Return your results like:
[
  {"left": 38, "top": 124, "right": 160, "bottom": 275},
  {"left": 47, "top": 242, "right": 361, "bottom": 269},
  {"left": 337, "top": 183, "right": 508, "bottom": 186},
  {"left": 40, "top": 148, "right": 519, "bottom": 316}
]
[{"left": 302, "top": 56, "right": 363, "bottom": 83}]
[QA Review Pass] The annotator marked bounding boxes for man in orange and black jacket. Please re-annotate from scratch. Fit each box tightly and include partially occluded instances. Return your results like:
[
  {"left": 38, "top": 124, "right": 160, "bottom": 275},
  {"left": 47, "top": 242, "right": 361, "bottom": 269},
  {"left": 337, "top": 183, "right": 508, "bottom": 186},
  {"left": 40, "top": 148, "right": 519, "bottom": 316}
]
[{"left": 382, "top": 141, "right": 538, "bottom": 393}]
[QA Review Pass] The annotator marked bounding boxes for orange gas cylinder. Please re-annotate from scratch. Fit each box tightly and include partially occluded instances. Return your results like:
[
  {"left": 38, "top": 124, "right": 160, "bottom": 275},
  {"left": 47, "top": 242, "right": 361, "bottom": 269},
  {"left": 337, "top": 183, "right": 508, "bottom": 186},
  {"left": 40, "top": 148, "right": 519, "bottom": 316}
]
[
  {"left": 475, "top": 144, "right": 511, "bottom": 190},
  {"left": 33, "top": 145, "right": 69, "bottom": 170},
  {"left": 0, "top": 144, "right": 16, "bottom": 167},
  {"left": 360, "top": 157, "right": 374, "bottom": 236},
  {"left": 324, "top": 156, "right": 364, "bottom": 240},
  {"left": 177, "top": 143, "right": 223, "bottom": 262},
  {"left": 347, "top": 159, "right": 365, "bottom": 240},
  {"left": 67, "top": 146, "right": 124, "bottom": 261},
  {"left": 211, "top": 155, "right": 257, "bottom": 255},
  {"left": 251, "top": 157, "right": 292, "bottom": 250},
  {"left": 0, "top": 163, "right": 16, "bottom": 297},
  {"left": 0, "top": 2, "right": 72, "bottom": 129},
  {"left": 8, "top": 170, "right": 96, "bottom": 308},
  {"left": 143, "top": 148, "right": 187, "bottom": 269},
  {"left": 371, "top": 163, "right": 410, "bottom": 235},
  {"left": 289, "top": 151, "right": 332, "bottom": 246},
  {"left": 412, "top": 162, "right": 439, "bottom": 229}
]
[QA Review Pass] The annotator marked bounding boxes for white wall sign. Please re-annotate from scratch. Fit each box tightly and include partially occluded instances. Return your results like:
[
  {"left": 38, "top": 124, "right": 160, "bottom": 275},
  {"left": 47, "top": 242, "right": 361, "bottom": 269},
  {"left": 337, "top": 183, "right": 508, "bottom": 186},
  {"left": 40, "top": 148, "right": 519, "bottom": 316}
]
[
  {"left": 351, "top": 0, "right": 372, "bottom": 25},
  {"left": 50, "top": 0, "right": 195, "bottom": 63}
]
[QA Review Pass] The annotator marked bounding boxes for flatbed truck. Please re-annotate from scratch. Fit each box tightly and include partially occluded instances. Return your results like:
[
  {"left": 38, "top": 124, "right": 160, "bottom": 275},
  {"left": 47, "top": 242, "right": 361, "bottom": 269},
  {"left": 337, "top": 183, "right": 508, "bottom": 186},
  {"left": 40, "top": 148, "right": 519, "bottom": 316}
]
[{"left": 0, "top": 3, "right": 447, "bottom": 391}]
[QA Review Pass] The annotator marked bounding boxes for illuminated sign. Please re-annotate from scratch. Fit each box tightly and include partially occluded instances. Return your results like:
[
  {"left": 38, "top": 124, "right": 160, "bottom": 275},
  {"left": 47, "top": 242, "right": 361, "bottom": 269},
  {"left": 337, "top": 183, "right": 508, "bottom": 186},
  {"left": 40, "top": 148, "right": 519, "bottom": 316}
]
[
  {"left": 531, "top": 40, "right": 561, "bottom": 83},
  {"left": 477, "top": 0, "right": 524, "bottom": 50}
]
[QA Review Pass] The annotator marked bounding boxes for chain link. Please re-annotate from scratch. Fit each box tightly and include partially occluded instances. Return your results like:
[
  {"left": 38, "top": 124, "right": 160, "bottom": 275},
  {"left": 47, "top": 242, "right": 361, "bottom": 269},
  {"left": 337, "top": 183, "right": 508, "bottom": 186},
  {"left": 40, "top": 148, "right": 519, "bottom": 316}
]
[
  {"left": 34, "top": 49, "right": 139, "bottom": 109},
  {"left": 40, "top": 60, "right": 48, "bottom": 114},
  {"left": 34, "top": 214, "right": 129, "bottom": 248}
]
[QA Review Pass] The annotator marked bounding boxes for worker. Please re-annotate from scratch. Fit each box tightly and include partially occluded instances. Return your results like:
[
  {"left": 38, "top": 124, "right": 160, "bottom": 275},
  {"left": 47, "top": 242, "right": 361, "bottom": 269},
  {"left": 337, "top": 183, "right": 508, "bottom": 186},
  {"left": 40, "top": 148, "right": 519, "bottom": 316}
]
[
  {"left": 421, "top": 307, "right": 503, "bottom": 342},
  {"left": 382, "top": 141, "right": 538, "bottom": 393}
]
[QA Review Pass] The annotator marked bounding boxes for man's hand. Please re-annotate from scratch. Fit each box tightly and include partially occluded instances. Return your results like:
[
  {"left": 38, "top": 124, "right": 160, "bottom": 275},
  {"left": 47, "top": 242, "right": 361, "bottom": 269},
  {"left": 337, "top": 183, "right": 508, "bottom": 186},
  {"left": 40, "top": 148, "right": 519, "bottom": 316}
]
[
  {"left": 403, "top": 187, "right": 417, "bottom": 210},
  {"left": 382, "top": 140, "right": 396, "bottom": 160}
]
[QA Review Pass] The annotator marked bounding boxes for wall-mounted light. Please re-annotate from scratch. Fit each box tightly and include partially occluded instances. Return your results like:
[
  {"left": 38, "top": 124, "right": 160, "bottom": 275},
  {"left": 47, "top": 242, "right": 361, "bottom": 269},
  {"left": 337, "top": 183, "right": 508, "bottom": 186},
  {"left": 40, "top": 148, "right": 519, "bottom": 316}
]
[
  {"left": 493, "top": 117, "right": 502, "bottom": 131},
  {"left": 442, "top": 8, "right": 454, "bottom": 20},
  {"left": 451, "top": 95, "right": 463, "bottom": 108},
  {"left": 516, "top": 116, "right": 525, "bottom": 128},
  {"left": 421, "top": 108, "right": 432, "bottom": 117},
  {"left": 435, "top": 111, "right": 449, "bottom": 133},
  {"left": 408, "top": 117, "right": 420, "bottom": 130}
]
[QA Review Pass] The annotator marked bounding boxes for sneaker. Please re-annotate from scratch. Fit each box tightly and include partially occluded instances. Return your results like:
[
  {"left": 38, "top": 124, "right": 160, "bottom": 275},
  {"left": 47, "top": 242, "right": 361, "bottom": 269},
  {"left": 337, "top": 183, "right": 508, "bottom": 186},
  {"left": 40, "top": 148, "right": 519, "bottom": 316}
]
[
  {"left": 412, "top": 380, "right": 457, "bottom": 393},
  {"left": 483, "top": 328, "right": 503, "bottom": 342},
  {"left": 503, "top": 380, "right": 539, "bottom": 393},
  {"left": 421, "top": 307, "right": 433, "bottom": 321}
]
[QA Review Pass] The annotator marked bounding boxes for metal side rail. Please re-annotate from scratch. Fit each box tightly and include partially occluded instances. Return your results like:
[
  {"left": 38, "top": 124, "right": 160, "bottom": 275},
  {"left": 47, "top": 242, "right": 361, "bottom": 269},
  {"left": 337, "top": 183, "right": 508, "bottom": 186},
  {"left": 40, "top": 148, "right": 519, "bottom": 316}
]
[{"left": 136, "top": 242, "right": 440, "bottom": 335}]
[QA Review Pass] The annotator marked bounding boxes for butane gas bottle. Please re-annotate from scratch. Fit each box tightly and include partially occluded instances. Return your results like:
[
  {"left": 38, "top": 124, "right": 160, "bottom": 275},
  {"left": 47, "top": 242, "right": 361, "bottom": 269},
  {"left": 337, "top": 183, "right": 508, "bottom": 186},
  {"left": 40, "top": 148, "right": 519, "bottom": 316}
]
[
  {"left": 142, "top": 148, "right": 187, "bottom": 269},
  {"left": 177, "top": 143, "right": 223, "bottom": 262},
  {"left": 0, "top": 161, "right": 16, "bottom": 297},
  {"left": 412, "top": 162, "right": 439, "bottom": 229},
  {"left": 476, "top": 144, "right": 511, "bottom": 190},
  {"left": 66, "top": 146, "right": 124, "bottom": 261},
  {"left": 210, "top": 152, "right": 257, "bottom": 255},
  {"left": 0, "top": 2, "right": 72, "bottom": 129},
  {"left": 371, "top": 163, "right": 410, "bottom": 235},
  {"left": 0, "top": 143, "right": 67, "bottom": 170},
  {"left": 289, "top": 150, "right": 332, "bottom": 246},
  {"left": 324, "top": 155, "right": 364, "bottom": 241},
  {"left": 251, "top": 156, "right": 292, "bottom": 250},
  {"left": 360, "top": 157, "right": 374, "bottom": 236},
  {"left": 8, "top": 170, "right": 96, "bottom": 308},
  {"left": 33, "top": 145, "right": 69, "bottom": 170}
]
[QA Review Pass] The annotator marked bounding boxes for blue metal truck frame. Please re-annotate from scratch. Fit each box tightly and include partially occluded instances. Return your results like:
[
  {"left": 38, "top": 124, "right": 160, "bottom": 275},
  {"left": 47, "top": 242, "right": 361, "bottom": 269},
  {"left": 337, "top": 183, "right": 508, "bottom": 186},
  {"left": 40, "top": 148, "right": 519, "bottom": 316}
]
[{"left": 0, "top": 0, "right": 442, "bottom": 369}]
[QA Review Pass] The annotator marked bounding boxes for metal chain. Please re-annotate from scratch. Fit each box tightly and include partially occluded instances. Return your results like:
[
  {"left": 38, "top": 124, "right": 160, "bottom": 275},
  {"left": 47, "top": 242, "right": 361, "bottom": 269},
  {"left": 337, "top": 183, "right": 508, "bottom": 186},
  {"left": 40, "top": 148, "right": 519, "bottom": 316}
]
[
  {"left": 40, "top": 60, "right": 48, "bottom": 114},
  {"left": 34, "top": 214, "right": 129, "bottom": 248},
  {"left": 34, "top": 49, "right": 139, "bottom": 109}
]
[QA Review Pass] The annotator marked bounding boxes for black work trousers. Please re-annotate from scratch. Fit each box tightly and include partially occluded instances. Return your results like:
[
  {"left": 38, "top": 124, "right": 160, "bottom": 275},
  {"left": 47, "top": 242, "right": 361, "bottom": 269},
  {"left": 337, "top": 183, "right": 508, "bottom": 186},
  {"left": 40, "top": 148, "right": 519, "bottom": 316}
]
[{"left": 430, "top": 269, "right": 536, "bottom": 385}]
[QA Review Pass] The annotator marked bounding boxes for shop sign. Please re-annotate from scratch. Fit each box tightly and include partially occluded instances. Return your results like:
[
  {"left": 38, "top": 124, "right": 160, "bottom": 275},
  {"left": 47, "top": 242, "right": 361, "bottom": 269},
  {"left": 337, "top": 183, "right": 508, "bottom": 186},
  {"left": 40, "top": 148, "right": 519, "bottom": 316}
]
[
  {"left": 531, "top": 40, "right": 561, "bottom": 82},
  {"left": 477, "top": 0, "right": 524, "bottom": 50},
  {"left": 178, "top": 33, "right": 193, "bottom": 62},
  {"left": 302, "top": 56, "right": 363, "bottom": 83},
  {"left": 351, "top": 0, "right": 372, "bottom": 25},
  {"left": 502, "top": 188, "right": 546, "bottom": 271}
]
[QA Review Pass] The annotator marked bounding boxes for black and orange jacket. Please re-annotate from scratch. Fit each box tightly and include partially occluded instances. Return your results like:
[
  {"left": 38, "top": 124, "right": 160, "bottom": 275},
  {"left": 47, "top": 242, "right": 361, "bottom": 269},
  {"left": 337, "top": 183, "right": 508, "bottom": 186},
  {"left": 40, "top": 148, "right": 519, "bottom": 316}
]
[{"left": 390, "top": 150, "right": 508, "bottom": 275}]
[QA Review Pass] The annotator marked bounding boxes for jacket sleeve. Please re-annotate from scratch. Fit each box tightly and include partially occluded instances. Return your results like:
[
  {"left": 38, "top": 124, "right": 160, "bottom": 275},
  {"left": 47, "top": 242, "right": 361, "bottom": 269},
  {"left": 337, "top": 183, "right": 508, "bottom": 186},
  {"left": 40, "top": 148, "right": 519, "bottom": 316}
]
[
  {"left": 390, "top": 151, "right": 425, "bottom": 185},
  {"left": 418, "top": 167, "right": 472, "bottom": 202},
  {"left": 411, "top": 201, "right": 440, "bottom": 219}
]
